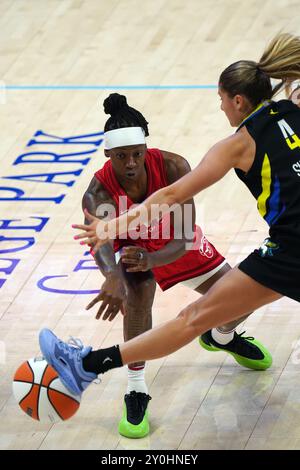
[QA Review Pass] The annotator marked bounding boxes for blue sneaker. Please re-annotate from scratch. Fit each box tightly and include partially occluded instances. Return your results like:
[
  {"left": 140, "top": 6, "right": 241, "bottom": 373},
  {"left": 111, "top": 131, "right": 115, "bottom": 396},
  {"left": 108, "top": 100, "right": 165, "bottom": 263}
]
[{"left": 39, "top": 328, "right": 97, "bottom": 395}]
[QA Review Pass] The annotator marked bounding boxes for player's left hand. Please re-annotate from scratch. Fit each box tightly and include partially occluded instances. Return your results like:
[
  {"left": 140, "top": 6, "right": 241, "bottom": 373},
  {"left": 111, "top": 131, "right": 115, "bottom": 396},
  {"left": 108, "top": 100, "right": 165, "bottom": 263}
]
[{"left": 121, "top": 246, "right": 154, "bottom": 272}]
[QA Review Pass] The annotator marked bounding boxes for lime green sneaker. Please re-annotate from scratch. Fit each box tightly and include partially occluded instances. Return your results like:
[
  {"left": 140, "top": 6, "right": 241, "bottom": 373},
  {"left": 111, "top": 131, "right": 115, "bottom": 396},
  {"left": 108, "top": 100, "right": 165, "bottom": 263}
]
[
  {"left": 199, "top": 330, "right": 272, "bottom": 370},
  {"left": 118, "top": 391, "right": 151, "bottom": 438}
]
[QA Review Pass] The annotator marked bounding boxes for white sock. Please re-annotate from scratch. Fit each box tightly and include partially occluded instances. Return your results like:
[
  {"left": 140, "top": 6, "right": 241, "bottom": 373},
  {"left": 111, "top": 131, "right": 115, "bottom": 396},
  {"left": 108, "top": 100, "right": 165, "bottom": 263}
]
[
  {"left": 126, "top": 366, "right": 148, "bottom": 394},
  {"left": 212, "top": 327, "right": 235, "bottom": 345}
]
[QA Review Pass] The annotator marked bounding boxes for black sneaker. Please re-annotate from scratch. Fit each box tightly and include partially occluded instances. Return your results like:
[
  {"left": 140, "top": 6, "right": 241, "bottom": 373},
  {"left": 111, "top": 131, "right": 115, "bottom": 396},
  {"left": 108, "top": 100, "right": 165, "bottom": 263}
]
[
  {"left": 199, "top": 330, "right": 272, "bottom": 370},
  {"left": 118, "top": 391, "right": 152, "bottom": 438}
]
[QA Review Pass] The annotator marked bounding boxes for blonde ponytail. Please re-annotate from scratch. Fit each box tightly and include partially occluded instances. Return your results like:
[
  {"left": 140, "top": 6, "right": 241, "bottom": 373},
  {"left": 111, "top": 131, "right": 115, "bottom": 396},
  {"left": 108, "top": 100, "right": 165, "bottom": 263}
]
[
  {"left": 219, "top": 33, "right": 300, "bottom": 106},
  {"left": 258, "top": 33, "right": 300, "bottom": 97}
]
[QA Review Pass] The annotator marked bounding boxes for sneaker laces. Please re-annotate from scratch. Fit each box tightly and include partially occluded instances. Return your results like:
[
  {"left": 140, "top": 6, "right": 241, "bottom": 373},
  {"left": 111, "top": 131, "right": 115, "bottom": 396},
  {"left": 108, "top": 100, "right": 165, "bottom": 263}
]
[
  {"left": 66, "top": 337, "right": 101, "bottom": 385},
  {"left": 57, "top": 335, "right": 96, "bottom": 371},
  {"left": 56, "top": 336, "right": 84, "bottom": 360},
  {"left": 126, "top": 391, "right": 151, "bottom": 417},
  {"left": 237, "top": 331, "right": 254, "bottom": 341},
  {"left": 68, "top": 336, "right": 84, "bottom": 350}
]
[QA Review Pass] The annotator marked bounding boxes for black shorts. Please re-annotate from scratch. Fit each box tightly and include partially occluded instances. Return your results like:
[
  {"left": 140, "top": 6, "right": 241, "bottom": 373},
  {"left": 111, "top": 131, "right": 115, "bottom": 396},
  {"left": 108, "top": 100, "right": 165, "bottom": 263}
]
[{"left": 238, "top": 236, "right": 300, "bottom": 302}]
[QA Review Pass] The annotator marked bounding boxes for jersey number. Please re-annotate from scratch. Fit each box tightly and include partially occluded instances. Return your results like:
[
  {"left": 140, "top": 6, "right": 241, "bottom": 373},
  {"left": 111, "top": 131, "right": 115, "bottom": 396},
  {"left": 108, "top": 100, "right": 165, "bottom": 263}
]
[{"left": 277, "top": 119, "right": 300, "bottom": 150}]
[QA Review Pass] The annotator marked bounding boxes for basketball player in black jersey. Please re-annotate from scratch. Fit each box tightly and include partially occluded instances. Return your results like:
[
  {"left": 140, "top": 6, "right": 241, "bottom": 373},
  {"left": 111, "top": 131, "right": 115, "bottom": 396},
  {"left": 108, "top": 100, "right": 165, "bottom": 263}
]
[{"left": 40, "top": 34, "right": 300, "bottom": 417}]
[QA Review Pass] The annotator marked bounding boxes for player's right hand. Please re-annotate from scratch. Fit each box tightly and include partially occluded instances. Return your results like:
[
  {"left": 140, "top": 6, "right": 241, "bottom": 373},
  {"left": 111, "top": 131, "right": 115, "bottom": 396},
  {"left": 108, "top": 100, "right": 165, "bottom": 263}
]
[{"left": 86, "top": 274, "right": 126, "bottom": 321}]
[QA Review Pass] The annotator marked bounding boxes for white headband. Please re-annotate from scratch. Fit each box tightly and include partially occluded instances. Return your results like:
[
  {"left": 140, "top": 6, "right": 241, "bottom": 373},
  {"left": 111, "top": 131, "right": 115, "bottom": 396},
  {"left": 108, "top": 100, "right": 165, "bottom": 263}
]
[{"left": 104, "top": 127, "right": 146, "bottom": 150}]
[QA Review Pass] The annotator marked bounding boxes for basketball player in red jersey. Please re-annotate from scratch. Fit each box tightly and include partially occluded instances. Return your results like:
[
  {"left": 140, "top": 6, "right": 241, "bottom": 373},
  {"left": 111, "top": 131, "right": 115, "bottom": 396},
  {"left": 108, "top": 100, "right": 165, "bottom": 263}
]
[{"left": 79, "top": 94, "right": 271, "bottom": 438}]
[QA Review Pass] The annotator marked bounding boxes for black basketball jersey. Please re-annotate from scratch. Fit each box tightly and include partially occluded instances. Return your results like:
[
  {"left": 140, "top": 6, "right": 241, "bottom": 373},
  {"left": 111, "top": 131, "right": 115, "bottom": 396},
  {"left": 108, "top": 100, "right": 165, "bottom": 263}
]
[{"left": 235, "top": 99, "right": 300, "bottom": 243}]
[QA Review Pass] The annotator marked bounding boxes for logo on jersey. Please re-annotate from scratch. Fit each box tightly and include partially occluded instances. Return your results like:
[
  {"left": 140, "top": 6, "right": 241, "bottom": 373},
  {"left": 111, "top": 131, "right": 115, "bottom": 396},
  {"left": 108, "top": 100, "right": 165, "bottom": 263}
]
[
  {"left": 258, "top": 238, "right": 280, "bottom": 258},
  {"left": 199, "top": 236, "right": 214, "bottom": 258}
]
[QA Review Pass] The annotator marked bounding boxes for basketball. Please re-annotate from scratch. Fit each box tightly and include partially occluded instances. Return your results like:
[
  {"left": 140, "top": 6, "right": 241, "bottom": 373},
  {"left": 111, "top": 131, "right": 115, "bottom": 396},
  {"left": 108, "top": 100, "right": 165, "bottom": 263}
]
[{"left": 13, "top": 357, "right": 81, "bottom": 423}]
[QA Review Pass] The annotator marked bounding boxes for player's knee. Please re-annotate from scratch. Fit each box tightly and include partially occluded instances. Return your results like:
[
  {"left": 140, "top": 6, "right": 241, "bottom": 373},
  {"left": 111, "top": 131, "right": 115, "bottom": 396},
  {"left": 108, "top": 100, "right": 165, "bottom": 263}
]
[
  {"left": 177, "top": 299, "right": 209, "bottom": 335},
  {"left": 124, "top": 275, "right": 156, "bottom": 311},
  {"left": 178, "top": 301, "right": 198, "bottom": 323}
]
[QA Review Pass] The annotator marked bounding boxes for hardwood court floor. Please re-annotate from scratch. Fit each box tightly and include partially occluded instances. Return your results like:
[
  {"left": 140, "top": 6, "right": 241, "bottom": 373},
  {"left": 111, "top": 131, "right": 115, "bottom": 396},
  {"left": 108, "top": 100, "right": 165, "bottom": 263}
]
[{"left": 0, "top": 0, "right": 300, "bottom": 450}]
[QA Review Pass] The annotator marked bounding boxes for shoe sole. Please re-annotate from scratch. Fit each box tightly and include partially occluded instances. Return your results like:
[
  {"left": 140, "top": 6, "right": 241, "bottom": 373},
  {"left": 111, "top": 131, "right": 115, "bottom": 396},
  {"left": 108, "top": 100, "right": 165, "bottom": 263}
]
[
  {"left": 118, "top": 408, "right": 150, "bottom": 439},
  {"left": 199, "top": 337, "right": 272, "bottom": 370},
  {"left": 39, "top": 330, "right": 82, "bottom": 396},
  {"left": 118, "top": 424, "right": 150, "bottom": 439}
]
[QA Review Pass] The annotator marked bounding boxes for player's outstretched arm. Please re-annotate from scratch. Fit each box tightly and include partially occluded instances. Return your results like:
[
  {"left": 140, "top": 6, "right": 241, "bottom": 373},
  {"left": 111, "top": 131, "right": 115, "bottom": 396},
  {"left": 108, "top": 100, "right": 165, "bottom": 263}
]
[{"left": 73, "top": 133, "right": 246, "bottom": 250}]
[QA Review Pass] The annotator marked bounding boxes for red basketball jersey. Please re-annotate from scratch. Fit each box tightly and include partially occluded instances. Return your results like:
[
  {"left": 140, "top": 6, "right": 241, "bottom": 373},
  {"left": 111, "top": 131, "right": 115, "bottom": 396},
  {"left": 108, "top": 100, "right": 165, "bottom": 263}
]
[{"left": 95, "top": 148, "right": 224, "bottom": 290}]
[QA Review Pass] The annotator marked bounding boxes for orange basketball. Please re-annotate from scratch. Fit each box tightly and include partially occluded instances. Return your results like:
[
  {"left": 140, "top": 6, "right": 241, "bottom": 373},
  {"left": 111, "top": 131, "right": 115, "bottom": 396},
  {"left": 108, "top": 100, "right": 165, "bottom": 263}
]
[{"left": 13, "top": 357, "right": 81, "bottom": 422}]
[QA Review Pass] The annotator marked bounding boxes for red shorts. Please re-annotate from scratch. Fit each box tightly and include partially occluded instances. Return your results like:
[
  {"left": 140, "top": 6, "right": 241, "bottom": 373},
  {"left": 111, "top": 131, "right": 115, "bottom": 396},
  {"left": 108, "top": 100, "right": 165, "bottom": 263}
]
[{"left": 115, "top": 226, "right": 225, "bottom": 291}]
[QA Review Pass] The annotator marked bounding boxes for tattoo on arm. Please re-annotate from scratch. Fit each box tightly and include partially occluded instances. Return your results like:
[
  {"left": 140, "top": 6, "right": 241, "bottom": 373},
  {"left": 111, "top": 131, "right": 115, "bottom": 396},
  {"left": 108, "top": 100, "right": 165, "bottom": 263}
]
[{"left": 82, "top": 177, "right": 118, "bottom": 276}]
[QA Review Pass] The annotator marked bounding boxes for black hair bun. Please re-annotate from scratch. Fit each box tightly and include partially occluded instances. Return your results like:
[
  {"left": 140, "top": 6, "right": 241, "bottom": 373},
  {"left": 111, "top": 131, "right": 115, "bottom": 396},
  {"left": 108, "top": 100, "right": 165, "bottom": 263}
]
[{"left": 103, "top": 93, "right": 128, "bottom": 115}]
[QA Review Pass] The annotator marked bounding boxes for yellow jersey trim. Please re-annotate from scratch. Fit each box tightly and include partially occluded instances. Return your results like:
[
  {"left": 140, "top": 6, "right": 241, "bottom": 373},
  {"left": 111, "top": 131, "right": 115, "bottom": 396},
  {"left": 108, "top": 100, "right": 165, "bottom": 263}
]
[{"left": 257, "top": 153, "right": 271, "bottom": 218}]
